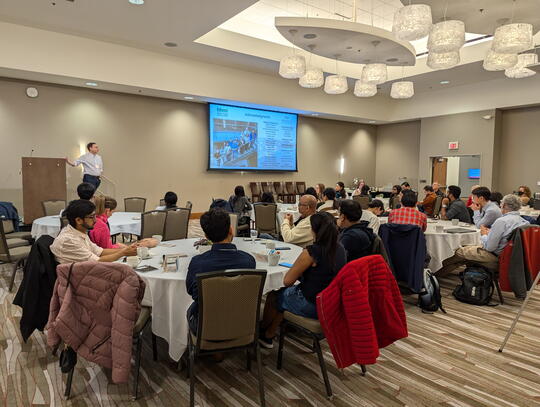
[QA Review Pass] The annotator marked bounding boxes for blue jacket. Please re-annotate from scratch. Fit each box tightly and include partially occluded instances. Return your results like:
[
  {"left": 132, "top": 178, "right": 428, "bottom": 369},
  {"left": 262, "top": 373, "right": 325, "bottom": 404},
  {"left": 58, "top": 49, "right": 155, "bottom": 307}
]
[
  {"left": 0, "top": 201, "right": 20, "bottom": 231},
  {"left": 186, "top": 243, "right": 256, "bottom": 318},
  {"left": 378, "top": 223, "right": 426, "bottom": 293}
]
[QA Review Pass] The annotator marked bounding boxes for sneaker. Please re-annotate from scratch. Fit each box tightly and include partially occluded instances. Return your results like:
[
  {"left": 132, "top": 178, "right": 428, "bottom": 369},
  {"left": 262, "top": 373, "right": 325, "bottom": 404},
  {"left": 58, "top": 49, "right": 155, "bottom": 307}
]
[{"left": 258, "top": 333, "right": 274, "bottom": 349}]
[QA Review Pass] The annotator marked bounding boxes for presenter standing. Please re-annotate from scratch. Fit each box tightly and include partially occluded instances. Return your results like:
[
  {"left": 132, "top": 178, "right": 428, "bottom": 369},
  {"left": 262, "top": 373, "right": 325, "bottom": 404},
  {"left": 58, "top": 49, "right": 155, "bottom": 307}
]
[{"left": 65, "top": 142, "right": 103, "bottom": 190}]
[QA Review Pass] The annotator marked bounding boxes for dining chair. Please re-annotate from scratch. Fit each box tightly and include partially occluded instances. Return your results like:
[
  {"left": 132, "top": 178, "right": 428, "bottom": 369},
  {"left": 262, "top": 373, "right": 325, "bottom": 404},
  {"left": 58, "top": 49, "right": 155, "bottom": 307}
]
[
  {"left": 42, "top": 200, "right": 66, "bottom": 216},
  {"left": 353, "top": 195, "right": 370, "bottom": 209},
  {"left": 140, "top": 210, "right": 167, "bottom": 239},
  {"left": 163, "top": 208, "right": 190, "bottom": 241},
  {"left": 187, "top": 270, "right": 267, "bottom": 407},
  {"left": 249, "top": 182, "right": 261, "bottom": 203},
  {"left": 0, "top": 220, "right": 31, "bottom": 292},
  {"left": 253, "top": 203, "right": 277, "bottom": 236},
  {"left": 124, "top": 197, "right": 147, "bottom": 213}
]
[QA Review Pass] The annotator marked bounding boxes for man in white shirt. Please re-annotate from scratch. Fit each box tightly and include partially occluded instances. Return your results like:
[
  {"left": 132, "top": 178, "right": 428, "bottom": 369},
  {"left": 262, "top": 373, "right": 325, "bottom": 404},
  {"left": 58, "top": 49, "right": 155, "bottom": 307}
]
[
  {"left": 361, "top": 199, "right": 383, "bottom": 234},
  {"left": 66, "top": 142, "right": 103, "bottom": 190},
  {"left": 281, "top": 194, "right": 317, "bottom": 248},
  {"left": 51, "top": 199, "right": 137, "bottom": 264}
]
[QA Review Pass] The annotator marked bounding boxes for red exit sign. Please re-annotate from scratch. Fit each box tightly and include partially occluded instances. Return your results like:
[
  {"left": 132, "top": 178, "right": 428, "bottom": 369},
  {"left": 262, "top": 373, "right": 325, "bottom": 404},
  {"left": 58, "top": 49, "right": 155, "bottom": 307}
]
[{"left": 448, "top": 141, "right": 459, "bottom": 150}]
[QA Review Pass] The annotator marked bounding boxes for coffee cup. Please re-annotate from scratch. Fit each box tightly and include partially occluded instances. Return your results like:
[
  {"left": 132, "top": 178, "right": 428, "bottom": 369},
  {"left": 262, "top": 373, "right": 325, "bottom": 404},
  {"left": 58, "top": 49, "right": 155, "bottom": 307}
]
[
  {"left": 126, "top": 256, "right": 141, "bottom": 268},
  {"left": 451, "top": 219, "right": 459, "bottom": 226},
  {"left": 137, "top": 246, "right": 149, "bottom": 259},
  {"left": 152, "top": 235, "right": 163, "bottom": 244},
  {"left": 435, "top": 225, "right": 444, "bottom": 233},
  {"left": 266, "top": 241, "right": 276, "bottom": 250},
  {"left": 268, "top": 253, "right": 280, "bottom": 267}
]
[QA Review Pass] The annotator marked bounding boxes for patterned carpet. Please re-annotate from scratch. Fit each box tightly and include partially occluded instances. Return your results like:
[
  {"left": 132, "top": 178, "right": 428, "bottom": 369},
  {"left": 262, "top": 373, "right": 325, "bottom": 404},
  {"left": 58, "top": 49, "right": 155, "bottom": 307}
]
[{"left": 1, "top": 221, "right": 539, "bottom": 406}]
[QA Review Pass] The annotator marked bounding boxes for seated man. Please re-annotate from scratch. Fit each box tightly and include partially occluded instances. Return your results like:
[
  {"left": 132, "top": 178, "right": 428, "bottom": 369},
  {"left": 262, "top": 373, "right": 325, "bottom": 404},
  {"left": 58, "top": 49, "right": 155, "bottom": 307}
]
[
  {"left": 77, "top": 182, "right": 96, "bottom": 201},
  {"left": 388, "top": 190, "right": 427, "bottom": 232},
  {"left": 360, "top": 199, "right": 383, "bottom": 234},
  {"left": 438, "top": 194, "right": 529, "bottom": 275},
  {"left": 432, "top": 182, "right": 445, "bottom": 198},
  {"left": 338, "top": 200, "right": 375, "bottom": 262},
  {"left": 51, "top": 199, "right": 137, "bottom": 264},
  {"left": 281, "top": 194, "right": 317, "bottom": 248},
  {"left": 440, "top": 185, "right": 471, "bottom": 223},
  {"left": 418, "top": 185, "right": 437, "bottom": 217},
  {"left": 317, "top": 188, "right": 338, "bottom": 215},
  {"left": 186, "top": 208, "right": 255, "bottom": 333},
  {"left": 471, "top": 186, "right": 502, "bottom": 228}
]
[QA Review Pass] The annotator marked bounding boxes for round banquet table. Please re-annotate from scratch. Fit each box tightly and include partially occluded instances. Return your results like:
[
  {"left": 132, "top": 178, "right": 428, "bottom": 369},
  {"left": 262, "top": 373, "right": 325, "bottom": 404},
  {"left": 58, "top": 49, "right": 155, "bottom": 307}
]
[
  {"left": 379, "top": 218, "right": 481, "bottom": 272},
  {"left": 131, "top": 237, "right": 303, "bottom": 361},
  {"left": 31, "top": 211, "right": 142, "bottom": 239}
]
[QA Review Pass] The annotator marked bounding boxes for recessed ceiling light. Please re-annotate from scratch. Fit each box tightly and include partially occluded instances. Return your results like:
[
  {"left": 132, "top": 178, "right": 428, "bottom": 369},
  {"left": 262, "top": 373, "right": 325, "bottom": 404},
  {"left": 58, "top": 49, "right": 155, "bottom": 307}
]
[
  {"left": 440, "top": 80, "right": 450, "bottom": 84},
  {"left": 311, "top": 113, "right": 319, "bottom": 116},
  {"left": 164, "top": 42, "right": 178, "bottom": 47},
  {"left": 368, "top": 120, "right": 376, "bottom": 124},
  {"left": 184, "top": 96, "right": 194, "bottom": 100},
  {"left": 85, "top": 82, "right": 98, "bottom": 87},
  {"left": 304, "top": 34, "right": 317, "bottom": 39},
  {"left": 128, "top": 0, "right": 144, "bottom": 4}
]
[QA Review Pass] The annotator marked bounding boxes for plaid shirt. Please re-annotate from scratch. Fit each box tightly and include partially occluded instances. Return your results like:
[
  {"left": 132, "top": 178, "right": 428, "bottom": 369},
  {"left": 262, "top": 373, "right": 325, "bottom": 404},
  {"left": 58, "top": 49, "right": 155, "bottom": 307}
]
[{"left": 388, "top": 207, "right": 427, "bottom": 232}]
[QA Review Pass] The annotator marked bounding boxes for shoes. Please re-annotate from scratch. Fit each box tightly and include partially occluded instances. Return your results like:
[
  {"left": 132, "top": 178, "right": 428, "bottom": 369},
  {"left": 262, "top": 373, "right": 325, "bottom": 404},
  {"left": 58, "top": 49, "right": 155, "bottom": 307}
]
[{"left": 258, "top": 328, "right": 274, "bottom": 349}]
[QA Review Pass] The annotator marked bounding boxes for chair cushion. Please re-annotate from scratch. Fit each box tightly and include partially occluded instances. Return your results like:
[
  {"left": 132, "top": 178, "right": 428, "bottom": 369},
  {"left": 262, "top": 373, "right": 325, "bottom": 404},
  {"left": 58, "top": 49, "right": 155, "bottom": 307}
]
[
  {"left": 284, "top": 311, "right": 323, "bottom": 334},
  {"left": 7, "top": 238, "right": 30, "bottom": 249},
  {"left": 133, "top": 306, "right": 152, "bottom": 334},
  {"left": 190, "top": 332, "right": 254, "bottom": 351},
  {"left": 7, "top": 246, "right": 32, "bottom": 262},
  {"left": 6, "top": 232, "right": 32, "bottom": 240}
]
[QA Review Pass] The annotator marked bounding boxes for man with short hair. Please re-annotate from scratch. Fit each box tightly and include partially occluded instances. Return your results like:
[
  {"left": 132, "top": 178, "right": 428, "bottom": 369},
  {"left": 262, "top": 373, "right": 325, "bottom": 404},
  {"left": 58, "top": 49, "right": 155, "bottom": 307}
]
[
  {"left": 338, "top": 200, "right": 375, "bottom": 262},
  {"left": 51, "top": 200, "right": 137, "bottom": 264},
  {"left": 401, "top": 182, "right": 411, "bottom": 191},
  {"left": 361, "top": 199, "right": 383, "bottom": 233},
  {"left": 418, "top": 185, "right": 437, "bottom": 217},
  {"left": 441, "top": 185, "right": 471, "bottom": 223},
  {"left": 77, "top": 182, "right": 96, "bottom": 201},
  {"left": 186, "top": 208, "right": 255, "bottom": 332},
  {"left": 471, "top": 186, "right": 502, "bottom": 228},
  {"left": 388, "top": 190, "right": 427, "bottom": 232},
  {"left": 66, "top": 142, "right": 103, "bottom": 190},
  {"left": 281, "top": 194, "right": 317, "bottom": 248},
  {"left": 438, "top": 194, "right": 529, "bottom": 275}
]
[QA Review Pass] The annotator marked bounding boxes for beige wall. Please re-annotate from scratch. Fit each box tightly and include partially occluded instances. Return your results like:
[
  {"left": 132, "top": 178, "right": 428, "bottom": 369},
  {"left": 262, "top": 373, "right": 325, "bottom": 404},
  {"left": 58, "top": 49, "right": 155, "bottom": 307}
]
[
  {"left": 498, "top": 107, "right": 540, "bottom": 196},
  {"left": 0, "top": 78, "right": 376, "bottom": 217},
  {"left": 419, "top": 110, "right": 497, "bottom": 191},
  {"left": 375, "top": 121, "right": 420, "bottom": 188}
]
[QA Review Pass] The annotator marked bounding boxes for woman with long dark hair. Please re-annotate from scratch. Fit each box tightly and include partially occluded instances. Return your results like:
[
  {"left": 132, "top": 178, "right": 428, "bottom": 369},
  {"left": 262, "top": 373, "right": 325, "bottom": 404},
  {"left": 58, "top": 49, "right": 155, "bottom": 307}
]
[
  {"left": 229, "top": 185, "right": 252, "bottom": 215},
  {"left": 259, "top": 212, "right": 347, "bottom": 348},
  {"left": 389, "top": 184, "right": 402, "bottom": 210}
]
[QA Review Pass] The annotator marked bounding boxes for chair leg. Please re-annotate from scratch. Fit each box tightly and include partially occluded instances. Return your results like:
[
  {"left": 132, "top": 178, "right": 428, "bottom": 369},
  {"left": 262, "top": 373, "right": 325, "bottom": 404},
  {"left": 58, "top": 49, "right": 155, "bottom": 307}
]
[
  {"left": 151, "top": 333, "right": 158, "bottom": 362},
  {"left": 494, "top": 278, "right": 504, "bottom": 305},
  {"left": 189, "top": 345, "right": 195, "bottom": 407},
  {"left": 9, "top": 258, "right": 23, "bottom": 292},
  {"left": 499, "top": 271, "right": 540, "bottom": 352},
  {"left": 360, "top": 364, "right": 367, "bottom": 376},
  {"left": 277, "top": 322, "right": 287, "bottom": 370},
  {"left": 313, "top": 337, "right": 333, "bottom": 400},
  {"left": 132, "top": 334, "right": 143, "bottom": 401},
  {"left": 246, "top": 348, "right": 251, "bottom": 372},
  {"left": 64, "top": 367, "right": 75, "bottom": 399},
  {"left": 255, "top": 343, "right": 266, "bottom": 407}
]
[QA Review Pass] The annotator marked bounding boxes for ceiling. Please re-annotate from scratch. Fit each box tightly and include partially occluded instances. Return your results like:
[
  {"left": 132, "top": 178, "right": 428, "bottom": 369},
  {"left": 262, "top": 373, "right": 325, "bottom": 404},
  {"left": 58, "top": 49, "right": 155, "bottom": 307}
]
[{"left": 0, "top": 0, "right": 539, "bottom": 107}]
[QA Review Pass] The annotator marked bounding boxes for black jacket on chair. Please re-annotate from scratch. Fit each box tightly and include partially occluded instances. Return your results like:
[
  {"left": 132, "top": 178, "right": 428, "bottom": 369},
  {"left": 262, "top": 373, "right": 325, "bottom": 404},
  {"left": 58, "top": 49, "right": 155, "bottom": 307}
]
[
  {"left": 13, "top": 235, "right": 57, "bottom": 342},
  {"left": 378, "top": 223, "right": 426, "bottom": 293}
]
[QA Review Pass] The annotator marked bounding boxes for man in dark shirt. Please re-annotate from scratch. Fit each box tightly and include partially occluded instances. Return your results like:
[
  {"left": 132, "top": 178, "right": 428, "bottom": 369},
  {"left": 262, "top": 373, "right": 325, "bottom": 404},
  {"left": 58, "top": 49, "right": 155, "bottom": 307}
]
[
  {"left": 441, "top": 185, "right": 472, "bottom": 223},
  {"left": 337, "top": 200, "right": 375, "bottom": 262},
  {"left": 186, "top": 208, "right": 255, "bottom": 333}
]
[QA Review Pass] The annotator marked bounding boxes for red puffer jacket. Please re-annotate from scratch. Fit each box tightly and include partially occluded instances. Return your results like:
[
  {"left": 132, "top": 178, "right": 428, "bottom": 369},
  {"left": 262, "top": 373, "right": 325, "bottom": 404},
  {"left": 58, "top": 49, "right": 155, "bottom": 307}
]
[
  {"left": 316, "top": 255, "right": 407, "bottom": 368},
  {"left": 47, "top": 261, "right": 145, "bottom": 383}
]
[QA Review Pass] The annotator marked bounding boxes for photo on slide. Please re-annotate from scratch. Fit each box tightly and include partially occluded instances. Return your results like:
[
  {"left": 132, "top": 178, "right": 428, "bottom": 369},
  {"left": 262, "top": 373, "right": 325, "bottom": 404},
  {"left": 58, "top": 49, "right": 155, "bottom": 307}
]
[{"left": 211, "top": 119, "right": 258, "bottom": 168}]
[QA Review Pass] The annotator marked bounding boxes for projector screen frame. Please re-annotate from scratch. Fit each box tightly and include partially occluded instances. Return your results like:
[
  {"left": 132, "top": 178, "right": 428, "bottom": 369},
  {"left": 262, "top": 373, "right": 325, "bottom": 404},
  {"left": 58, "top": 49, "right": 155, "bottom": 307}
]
[{"left": 207, "top": 102, "right": 299, "bottom": 173}]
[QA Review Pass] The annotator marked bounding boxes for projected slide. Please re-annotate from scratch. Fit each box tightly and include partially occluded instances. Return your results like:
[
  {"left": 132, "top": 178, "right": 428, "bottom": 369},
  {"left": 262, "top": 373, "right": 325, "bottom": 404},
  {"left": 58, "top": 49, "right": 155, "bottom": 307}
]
[{"left": 208, "top": 103, "right": 298, "bottom": 171}]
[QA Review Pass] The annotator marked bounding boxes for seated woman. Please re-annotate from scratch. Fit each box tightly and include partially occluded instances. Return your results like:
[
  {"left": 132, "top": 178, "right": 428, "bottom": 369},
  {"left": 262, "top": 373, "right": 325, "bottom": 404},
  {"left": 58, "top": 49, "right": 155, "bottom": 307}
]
[
  {"left": 156, "top": 191, "right": 178, "bottom": 210},
  {"left": 518, "top": 185, "right": 532, "bottom": 206},
  {"left": 389, "top": 184, "right": 402, "bottom": 210},
  {"left": 352, "top": 179, "right": 365, "bottom": 196},
  {"left": 229, "top": 185, "right": 252, "bottom": 215},
  {"left": 317, "top": 188, "right": 339, "bottom": 215},
  {"left": 258, "top": 212, "right": 346, "bottom": 348},
  {"left": 260, "top": 191, "right": 275, "bottom": 203},
  {"left": 314, "top": 183, "right": 325, "bottom": 202},
  {"left": 89, "top": 196, "right": 126, "bottom": 249}
]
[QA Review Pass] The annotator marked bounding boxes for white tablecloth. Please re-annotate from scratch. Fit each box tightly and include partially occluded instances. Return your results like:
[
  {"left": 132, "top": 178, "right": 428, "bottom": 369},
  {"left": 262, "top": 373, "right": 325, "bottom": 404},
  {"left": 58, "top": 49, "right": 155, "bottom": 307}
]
[
  {"left": 379, "top": 218, "right": 481, "bottom": 272},
  {"left": 31, "top": 212, "right": 142, "bottom": 238},
  {"left": 133, "top": 237, "right": 302, "bottom": 361}
]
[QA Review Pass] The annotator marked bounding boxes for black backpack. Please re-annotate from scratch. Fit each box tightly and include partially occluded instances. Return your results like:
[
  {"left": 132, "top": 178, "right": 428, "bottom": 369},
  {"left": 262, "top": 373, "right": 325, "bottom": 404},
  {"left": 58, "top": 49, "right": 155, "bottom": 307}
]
[
  {"left": 452, "top": 266, "right": 497, "bottom": 306},
  {"left": 418, "top": 270, "right": 446, "bottom": 314},
  {"left": 209, "top": 198, "right": 233, "bottom": 213}
]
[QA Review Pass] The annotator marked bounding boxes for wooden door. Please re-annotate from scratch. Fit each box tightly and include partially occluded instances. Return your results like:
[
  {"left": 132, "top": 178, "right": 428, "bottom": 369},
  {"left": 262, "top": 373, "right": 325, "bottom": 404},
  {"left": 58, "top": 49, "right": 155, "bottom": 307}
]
[
  {"left": 431, "top": 157, "right": 448, "bottom": 187},
  {"left": 22, "top": 157, "right": 66, "bottom": 223}
]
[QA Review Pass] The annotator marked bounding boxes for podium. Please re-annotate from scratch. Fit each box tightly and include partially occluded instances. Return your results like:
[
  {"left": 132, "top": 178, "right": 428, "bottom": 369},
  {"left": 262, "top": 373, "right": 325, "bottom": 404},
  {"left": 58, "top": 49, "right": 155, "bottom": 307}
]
[{"left": 21, "top": 157, "right": 66, "bottom": 224}]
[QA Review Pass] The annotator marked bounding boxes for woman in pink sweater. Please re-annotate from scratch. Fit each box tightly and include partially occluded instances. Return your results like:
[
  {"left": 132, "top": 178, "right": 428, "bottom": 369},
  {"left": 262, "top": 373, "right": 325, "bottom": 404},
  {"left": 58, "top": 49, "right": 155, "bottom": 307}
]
[{"left": 90, "top": 196, "right": 126, "bottom": 249}]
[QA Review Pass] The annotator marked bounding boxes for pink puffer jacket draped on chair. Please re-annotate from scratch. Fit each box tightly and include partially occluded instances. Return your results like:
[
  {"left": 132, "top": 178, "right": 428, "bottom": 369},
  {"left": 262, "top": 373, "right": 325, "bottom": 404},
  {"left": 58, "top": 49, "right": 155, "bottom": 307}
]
[{"left": 47, "top": 261, "right": 146, "bottom": 383}]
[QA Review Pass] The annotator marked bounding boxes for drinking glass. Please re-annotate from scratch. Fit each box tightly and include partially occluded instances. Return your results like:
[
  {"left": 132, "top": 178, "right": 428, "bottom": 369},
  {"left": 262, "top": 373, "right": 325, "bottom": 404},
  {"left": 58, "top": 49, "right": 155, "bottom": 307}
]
[{"left": 250, "top": 229, "right": 258, "bottom": 242}]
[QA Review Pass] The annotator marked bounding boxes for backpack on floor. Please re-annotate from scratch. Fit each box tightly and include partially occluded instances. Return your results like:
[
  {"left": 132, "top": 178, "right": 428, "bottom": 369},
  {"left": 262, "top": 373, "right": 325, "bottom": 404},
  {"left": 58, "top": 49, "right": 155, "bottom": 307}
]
[
  {"left": 418, "top": 269, "right": 446, "bottom": 314},
  {"left": 453, "top": 266, "right": 497, "bottom": 306}
]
